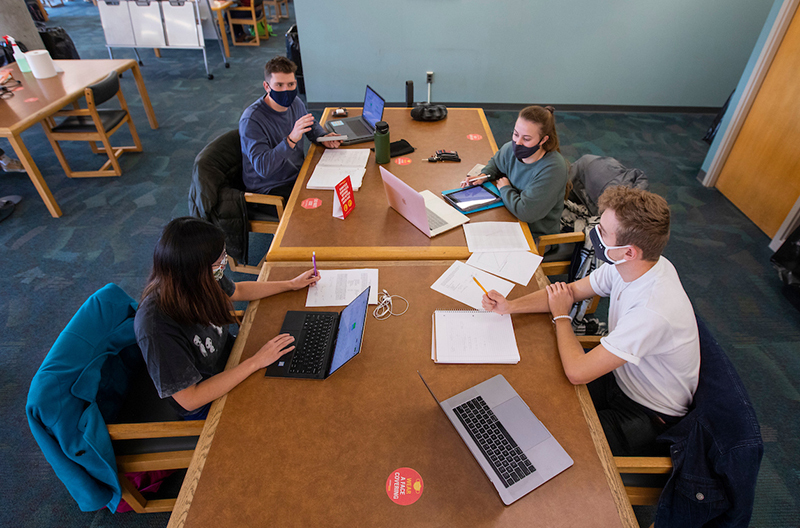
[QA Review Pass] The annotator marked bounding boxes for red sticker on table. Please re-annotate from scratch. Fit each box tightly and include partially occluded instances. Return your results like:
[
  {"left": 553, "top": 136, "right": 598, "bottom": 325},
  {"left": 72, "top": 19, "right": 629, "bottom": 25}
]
[
  {"left": 301, "top": 197, "right": 322, "bottom": 209},
  {"left": 386, "top": 467, "right": 423, "bottom": 505},
  {"left": 467, "top": 134, "right": 483, "bottom": 141},
  {"left": 394, "top": 157, "right": 412, "bottom": 165},
  {"left": 24, "top": 97, "right": 39, "bottom": 103}
]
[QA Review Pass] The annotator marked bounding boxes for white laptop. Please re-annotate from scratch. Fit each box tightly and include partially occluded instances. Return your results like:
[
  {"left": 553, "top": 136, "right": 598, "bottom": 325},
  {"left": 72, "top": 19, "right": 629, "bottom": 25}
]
[
  {"left": 419, "top": 372, "right": 574, "bottom": 505},
  {"left": 379, "top": 166, "right": 469, "bottom": 237}
]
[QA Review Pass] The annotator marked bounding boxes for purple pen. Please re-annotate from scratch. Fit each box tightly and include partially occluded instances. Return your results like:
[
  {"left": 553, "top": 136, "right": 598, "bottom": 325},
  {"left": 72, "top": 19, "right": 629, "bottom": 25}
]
[{"left": 312, "top": 251, "right": 317, "bottom": 277}]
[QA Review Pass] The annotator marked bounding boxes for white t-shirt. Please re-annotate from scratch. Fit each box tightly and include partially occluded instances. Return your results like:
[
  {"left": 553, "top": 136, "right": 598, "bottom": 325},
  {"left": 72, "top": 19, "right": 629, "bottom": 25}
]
[{"left": 589, "top": 256, "right": 700, "bottom": 416}]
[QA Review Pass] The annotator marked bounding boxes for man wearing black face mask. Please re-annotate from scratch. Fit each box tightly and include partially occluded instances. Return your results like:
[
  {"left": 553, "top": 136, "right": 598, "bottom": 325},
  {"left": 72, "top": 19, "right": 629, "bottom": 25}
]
[
  {"left": 482, "top": 187, "right": 700, "bottom": 456},
  {"left": 239, "top": 56, "right": 342, "bottom": 197}
]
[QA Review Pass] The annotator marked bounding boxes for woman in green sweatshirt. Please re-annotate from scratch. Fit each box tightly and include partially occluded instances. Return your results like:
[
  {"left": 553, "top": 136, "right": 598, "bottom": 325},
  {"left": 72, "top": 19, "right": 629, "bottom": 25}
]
[{"left": 463, "top": 106, "right": 567, "bottom": 239}]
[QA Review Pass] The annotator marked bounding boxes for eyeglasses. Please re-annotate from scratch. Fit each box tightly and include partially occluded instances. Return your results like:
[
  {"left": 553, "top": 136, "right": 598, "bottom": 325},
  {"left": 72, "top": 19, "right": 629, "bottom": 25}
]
[{"left": 0, "top": 76, "right": 22, "bottom": 99}]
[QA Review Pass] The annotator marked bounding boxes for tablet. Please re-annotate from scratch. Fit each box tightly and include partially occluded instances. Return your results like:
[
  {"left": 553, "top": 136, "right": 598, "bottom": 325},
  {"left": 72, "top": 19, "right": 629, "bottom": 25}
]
[{"left": 442, "top": 184, "right": 502, "bottom": 213}]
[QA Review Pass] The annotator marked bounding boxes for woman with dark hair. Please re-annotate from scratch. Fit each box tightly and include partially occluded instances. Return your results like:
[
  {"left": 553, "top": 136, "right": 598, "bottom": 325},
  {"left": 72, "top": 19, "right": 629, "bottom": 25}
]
[
  {"left": 134, "top": 217, "right": 318, "bottom": 418},
  {"left": 461, "top": 105, "right": 568, "bottom": 239}
]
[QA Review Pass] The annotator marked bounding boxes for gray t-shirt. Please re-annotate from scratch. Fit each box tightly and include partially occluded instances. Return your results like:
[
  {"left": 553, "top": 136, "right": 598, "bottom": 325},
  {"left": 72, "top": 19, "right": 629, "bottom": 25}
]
[{"left": 134, "top": 276, "right": 236, "bottom": 414}]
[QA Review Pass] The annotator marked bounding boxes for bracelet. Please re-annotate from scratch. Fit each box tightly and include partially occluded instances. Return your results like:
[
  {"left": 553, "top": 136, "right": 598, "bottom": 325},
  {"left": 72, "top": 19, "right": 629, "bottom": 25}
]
[
  {"left": 552, "top": 315, "right": 573, "bottom": 323},
  {"left": 287, "top": 137, "right": 296, "bottom": 147}
]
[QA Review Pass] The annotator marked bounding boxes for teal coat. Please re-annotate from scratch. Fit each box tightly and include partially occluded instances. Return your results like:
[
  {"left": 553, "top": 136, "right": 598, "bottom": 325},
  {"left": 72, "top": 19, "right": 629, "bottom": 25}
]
[{"left": 27, "top": 284, "right": 138, "bottom": 512}]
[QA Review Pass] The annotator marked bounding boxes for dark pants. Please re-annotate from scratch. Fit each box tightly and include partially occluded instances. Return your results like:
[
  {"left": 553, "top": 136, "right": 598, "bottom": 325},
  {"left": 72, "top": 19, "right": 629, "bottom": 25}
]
[{"left": 588, "top": 372, "right": 680, "bottom": 456}]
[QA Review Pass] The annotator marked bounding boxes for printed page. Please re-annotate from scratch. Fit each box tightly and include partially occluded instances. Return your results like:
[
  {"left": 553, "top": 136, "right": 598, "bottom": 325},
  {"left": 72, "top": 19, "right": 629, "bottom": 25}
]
[
  {"left": 466, "top": 251, "right": 543, "bottom": 286},
  {"left": 306, "top": 269, "right": 379, "bottom": 307},
  {"left": 307, "top": 167, "right": 366, "bottom": 191},
  {"left": 430, "top": 261, "right": 514, "bottom": 310},
  {"left": 316, "top": 148, "right": 371, "bottom": 168},
  {"left": 463, "top": 222, "right": 530, "bottom": 252}
]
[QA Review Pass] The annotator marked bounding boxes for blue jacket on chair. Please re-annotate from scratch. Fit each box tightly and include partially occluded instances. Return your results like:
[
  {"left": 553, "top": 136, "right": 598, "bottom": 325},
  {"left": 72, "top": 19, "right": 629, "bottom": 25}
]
[
  {"left": 26, "top": 284, "right": 138, "bottom": 512},
  {"left": 654, "top": 318, "right": 763, "bottom": 527}
]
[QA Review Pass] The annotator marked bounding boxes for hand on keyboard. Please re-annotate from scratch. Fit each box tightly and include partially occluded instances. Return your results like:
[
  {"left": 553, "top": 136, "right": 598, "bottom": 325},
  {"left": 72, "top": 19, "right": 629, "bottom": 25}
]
[{"left": 253, "top": 333, "right": 295, "bottom": 370}]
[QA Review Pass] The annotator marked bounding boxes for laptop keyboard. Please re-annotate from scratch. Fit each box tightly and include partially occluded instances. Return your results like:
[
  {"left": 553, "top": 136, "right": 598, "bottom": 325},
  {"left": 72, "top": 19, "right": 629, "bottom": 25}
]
[
  {"left": 426, "top": 208, "right": 448, "bottom": 230},
  {"left": 288, "top": 313, "right": 337, "bottom": 375},
  {"left": 454, "top": 396, "right": 536, "bottom": 488}
]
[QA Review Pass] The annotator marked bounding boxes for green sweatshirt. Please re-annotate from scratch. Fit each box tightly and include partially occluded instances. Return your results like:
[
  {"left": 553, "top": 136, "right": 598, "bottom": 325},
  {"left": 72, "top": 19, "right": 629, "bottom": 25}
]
[{"left": 483, "top": 142, "right": 567, "bottom": 238}]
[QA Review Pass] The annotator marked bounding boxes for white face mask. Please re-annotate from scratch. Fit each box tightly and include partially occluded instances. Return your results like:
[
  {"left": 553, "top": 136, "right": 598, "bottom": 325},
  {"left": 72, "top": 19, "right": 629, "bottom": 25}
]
[
  {"left": 212, "top": 252, "right": 228, "bottom": 280},
  {"left": 589, "top": 226, "right": 631, "bottom": 266}
]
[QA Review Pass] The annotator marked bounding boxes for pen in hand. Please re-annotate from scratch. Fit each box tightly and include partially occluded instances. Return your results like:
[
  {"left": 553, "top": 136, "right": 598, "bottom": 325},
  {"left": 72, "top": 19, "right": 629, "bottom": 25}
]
[{"left": 312, "top": 251, "right": 318, "bottom": 284}]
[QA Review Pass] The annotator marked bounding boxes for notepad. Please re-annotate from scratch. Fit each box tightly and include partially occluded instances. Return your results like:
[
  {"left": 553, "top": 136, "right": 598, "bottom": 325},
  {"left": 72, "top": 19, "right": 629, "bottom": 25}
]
[
  {"left": 432, "top": 310, "right": 520, "bottom": 364},
  {"left": 306, "top": 149, "right": 370, "bottom": 191}
]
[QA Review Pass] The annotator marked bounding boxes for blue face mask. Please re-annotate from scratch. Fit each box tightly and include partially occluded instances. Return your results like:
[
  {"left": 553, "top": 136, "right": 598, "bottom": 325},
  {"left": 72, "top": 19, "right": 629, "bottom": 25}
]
[
  {"left": 513, "top": 141, "right": 540, "bottom": 161},
  {"left": 268, "top": 85, "right": 298, "bottom": 108},
  {"left": 589, "top": 226, "right": 631, "bottom": 265}
]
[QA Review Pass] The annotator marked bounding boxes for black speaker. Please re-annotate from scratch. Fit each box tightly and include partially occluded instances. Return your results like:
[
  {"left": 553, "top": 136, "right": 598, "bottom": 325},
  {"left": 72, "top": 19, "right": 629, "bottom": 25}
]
[{"left": 405, "top": 80, "right": 414, "bottom": 107}]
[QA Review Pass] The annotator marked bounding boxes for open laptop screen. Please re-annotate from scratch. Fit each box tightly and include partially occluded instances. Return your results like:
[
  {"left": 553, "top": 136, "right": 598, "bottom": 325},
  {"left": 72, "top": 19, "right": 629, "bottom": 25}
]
[
  {"left": 361, "top": 86, "right": 385, "bottom": 129},
  {"left": 329, "top": 287, "right": 370, "bottom": 375}
]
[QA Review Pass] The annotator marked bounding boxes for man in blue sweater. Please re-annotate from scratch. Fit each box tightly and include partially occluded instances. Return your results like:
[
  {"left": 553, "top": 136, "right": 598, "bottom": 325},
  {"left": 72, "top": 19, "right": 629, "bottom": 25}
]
[{"left": 239, "top": 56, "right": 341, "bottom": 198}]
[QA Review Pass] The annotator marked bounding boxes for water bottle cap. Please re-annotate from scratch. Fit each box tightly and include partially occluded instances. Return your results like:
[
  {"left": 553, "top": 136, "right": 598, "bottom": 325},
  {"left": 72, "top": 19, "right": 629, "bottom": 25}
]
[{"left": 375, "top": 121, "right": 389, "bottom": 133}]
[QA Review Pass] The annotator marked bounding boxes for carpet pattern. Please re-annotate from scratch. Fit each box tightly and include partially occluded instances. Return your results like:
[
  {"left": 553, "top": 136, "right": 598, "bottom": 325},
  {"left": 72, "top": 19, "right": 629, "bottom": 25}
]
[{"left": 1, "top": 2, "right": 798, "bottom": 527}]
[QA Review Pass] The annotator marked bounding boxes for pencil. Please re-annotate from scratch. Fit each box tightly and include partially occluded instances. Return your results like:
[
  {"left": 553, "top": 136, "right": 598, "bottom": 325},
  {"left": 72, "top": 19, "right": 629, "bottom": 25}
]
[{"left": 473, "top": 276, "right": 488, "bottom": 295}]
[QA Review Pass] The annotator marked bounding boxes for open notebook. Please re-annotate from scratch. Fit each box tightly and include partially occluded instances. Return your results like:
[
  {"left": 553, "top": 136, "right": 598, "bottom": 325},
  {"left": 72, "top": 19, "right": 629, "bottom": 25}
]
[{"left": 432, "top": 310, "right": 520, "bottom": 364}]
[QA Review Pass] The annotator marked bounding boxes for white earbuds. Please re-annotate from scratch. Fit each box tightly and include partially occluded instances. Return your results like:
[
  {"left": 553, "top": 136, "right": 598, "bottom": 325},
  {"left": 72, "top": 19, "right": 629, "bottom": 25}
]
[{"left": 373, "top": 289, "right": 409, "bottom": 320}]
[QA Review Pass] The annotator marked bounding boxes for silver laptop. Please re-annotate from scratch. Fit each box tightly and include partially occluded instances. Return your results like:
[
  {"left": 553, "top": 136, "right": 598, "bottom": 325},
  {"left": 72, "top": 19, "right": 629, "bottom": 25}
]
[
  {"left": 325, "top": 85, "right": 385, "bottom": 145},
  {"left": 379, "top": 166, "right": 469, "bottom": 237},
  {"left": 419, "top": 373, "right": 573, "bottom": 505}
]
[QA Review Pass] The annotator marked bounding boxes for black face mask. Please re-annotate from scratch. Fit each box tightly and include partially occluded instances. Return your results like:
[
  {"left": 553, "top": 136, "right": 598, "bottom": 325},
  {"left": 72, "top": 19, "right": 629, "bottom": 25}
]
[
  {"left": 513, "top": 141, "right": 541, "bottom": 161},
  {"left": 268, "top": 85, "right": 298, "bottom": 108},
  {"left": 589, "top": 226, "right": 630, "bottom": 265}
]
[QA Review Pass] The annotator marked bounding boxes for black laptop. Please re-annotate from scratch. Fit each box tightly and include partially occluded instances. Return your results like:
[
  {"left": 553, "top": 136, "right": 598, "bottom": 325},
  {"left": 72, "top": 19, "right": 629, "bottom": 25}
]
[
  {"left": 265, "top": 287, "right": 370, "bottom": 379},
  {"left": 325, "top": 85, "right": 385, "bottom": 145}
]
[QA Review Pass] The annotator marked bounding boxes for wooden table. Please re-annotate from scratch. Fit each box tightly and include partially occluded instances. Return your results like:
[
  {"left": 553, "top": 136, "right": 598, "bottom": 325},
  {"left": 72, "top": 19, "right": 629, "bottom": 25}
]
[
  {"left": 266, "top": 108, "right": 537, "bottom": 262},
  {"left": 210, "top": 1, "right": 234, "bottom": 58},
  {"left": 168, "top": 261, "right": 636, "bottom": 528},
  {"left": 0, "top": 59, "right": 158, "bottom": 217}
]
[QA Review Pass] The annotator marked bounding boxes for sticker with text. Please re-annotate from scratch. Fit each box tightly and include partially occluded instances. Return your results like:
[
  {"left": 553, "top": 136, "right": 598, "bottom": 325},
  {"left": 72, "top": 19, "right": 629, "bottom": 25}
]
[
  {"left": 333, "top": 175, "right": 354, "bottom": 220},
  {"left": 301, "top": 197, "right": 322, "bottom": 209},
  {"left": 467, "top": 134, "right": 483, "bottom": 141},
  {"left": 394, "top": 157, "right": 412, "bottom": 165},
  {"left": 386, "top": 467, "right": 423, "bottom": 505}
]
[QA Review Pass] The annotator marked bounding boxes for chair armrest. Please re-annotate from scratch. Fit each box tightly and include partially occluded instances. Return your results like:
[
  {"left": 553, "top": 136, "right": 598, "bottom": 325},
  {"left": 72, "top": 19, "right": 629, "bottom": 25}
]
[
  {"left": 614, "top": 456, "right": 673, "bottom": 474},
  {"left": 537, "top": 231, "right": 585, "bottom": 256},
  {"left": 244, "top": 192, "right": 284, "bottom": 216},
  {"left": 107, "top": 420, "right": 206, "bottom": 440},
  {"left": 577, "top": 335, "right": 603, "bottom": 349},
  {"left": 53, "top": 109, "right": 92, "bottom": 117}
]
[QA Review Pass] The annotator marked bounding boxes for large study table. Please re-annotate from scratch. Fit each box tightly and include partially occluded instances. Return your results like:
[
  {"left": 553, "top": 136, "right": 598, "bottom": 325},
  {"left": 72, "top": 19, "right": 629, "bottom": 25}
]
[
  {"left": 0, "top": 59, "right": 158, "bottom": 217},
  {"left": 267, "top": 107, "right": 537, "bottom": 261},
  {"left": 168, "top": 261, "right": 636, "bottom": 528}
]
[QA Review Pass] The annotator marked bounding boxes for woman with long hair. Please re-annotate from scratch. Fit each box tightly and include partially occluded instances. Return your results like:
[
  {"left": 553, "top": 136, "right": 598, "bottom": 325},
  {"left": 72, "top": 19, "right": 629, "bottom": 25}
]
[
  {"left": 134, "top": 217, "right": 318, "bottom": 418},
  {"left": 461, "top": 105, "right": 568, "bottom": 239}
]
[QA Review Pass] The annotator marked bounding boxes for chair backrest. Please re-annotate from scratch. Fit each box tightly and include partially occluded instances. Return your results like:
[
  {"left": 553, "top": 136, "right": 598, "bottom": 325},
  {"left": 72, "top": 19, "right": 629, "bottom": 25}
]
[
  {"left": 188, "top": 129, "right": 249, "bottom": 262},
  {"left": 86, "top": 72, "right": 120, "bottom": 107},
  {"left": 26, "top": 284, "right": 138, "bottom": 512}
]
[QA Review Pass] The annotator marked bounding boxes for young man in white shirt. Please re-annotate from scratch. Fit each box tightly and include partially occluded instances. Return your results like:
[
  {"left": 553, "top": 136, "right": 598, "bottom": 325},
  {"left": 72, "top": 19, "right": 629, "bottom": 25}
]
[{"left": 483, "top": 186, "right": 700, "bottom": 455}]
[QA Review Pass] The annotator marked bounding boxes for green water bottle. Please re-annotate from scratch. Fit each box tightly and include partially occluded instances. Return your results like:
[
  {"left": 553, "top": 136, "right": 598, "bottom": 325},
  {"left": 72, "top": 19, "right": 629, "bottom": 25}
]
[{"left": 374, "top": 121, "right": 390, "bottom": 164}]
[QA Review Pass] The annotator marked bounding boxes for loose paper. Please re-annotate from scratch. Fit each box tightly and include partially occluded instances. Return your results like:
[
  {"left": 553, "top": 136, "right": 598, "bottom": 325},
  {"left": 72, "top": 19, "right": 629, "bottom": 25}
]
[
  {"left": 466, "top": 251, "right": 543, "bottom": 286},
  {"left": 463, "top": 222, "right": 530, "bottom": 253},
  {"left": 430, "top": 261, "right": 514, "bottom": 310},
  {"left": 306, "top": 269, "right": 379, "bottom": 307}
]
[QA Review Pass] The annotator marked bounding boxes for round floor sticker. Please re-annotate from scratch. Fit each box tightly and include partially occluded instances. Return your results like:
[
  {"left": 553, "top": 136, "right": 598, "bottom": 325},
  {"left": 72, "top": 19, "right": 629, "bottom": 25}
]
[
  {"left": 394, "top": 157, "right": 412, "bottom": 165},
  {"left": 301, "top": 197, "right": 322, "bottom": 209},
  {"left": 467, "top": 134, "right": 483, "bottom": 141},
  {"left": 386, "top": 467, "right": 423, "bottom": 505}
]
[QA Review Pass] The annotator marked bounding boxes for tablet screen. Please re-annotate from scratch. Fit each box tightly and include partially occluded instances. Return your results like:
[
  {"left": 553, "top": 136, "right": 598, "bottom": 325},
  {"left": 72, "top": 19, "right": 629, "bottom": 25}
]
[{"left": 445, "top": 185, "right": 501, "bottom": 211}]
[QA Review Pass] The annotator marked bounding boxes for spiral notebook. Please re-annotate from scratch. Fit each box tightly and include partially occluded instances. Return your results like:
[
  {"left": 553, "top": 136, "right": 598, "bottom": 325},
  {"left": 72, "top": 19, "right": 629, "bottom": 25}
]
[{"left": 432, "top": 310, "right": 520, "bottom": 364}]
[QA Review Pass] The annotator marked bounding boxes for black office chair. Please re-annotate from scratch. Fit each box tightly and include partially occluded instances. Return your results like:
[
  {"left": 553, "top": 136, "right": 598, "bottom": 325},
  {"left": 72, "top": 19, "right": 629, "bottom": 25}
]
[
  {"left": 42, "top": 72, "right": 142, "bottom": 178},
  {"left": 188, "top": 129, "right": 285, "bottom": 275}
]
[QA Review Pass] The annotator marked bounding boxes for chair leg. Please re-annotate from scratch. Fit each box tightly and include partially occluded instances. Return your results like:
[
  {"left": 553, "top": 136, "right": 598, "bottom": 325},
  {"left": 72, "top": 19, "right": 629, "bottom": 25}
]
[{"left": 42, "top": 124, "right": 77, "bottom": 178}]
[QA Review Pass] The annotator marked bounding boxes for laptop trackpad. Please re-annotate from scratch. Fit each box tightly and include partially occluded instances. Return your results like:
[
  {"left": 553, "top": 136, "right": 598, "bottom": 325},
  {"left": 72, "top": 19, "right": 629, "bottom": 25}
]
[{"left": 493, "top": 397, "right": 550, "bottom": 451}]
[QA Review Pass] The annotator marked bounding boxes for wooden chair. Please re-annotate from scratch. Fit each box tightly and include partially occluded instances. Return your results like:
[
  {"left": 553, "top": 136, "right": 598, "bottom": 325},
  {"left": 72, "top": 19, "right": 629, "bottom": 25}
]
[
  {"left": 227, "top": 0, "right": 268, "bottom": 46},
  {"left": 263, "top": 0, "right": 288, "bottom": 23},
  {"left": 188, "top": 129, "right": 285, "bottom": 275},
  {"left": 42, "top": 72, "right": 142, "bottom": 178},
  {"left": 26, "top": 284, "right": 205, "bottom": 513}
]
